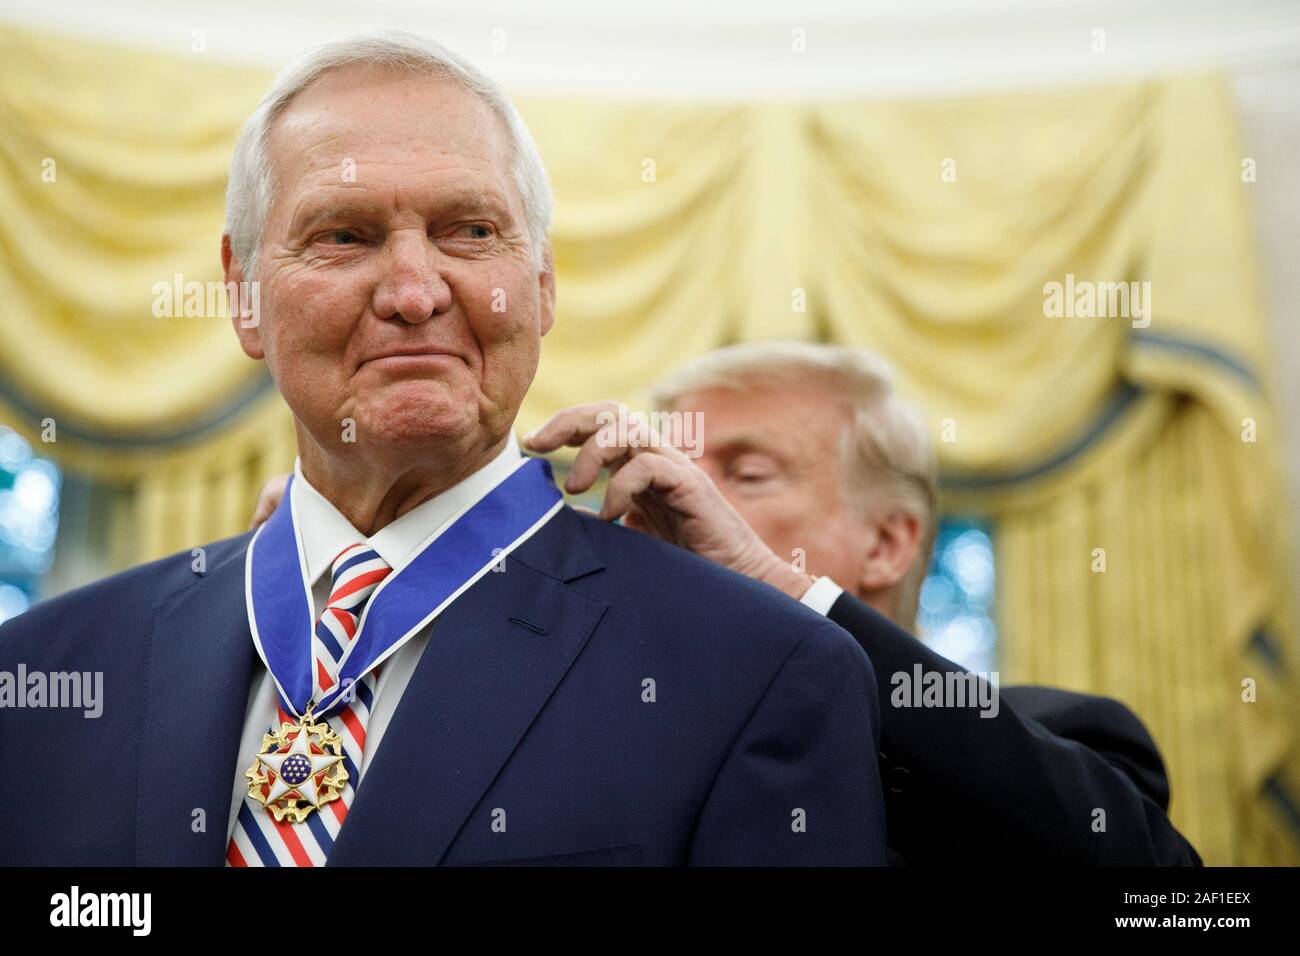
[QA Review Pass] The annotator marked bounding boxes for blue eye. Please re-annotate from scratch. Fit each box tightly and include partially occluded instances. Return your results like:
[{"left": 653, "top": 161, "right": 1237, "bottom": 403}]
[{"left": 330, "top": 230, "right": 359, "bottom": 244}]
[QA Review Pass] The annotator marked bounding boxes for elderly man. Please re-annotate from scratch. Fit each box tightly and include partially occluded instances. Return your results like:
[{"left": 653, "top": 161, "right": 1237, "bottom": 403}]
[
  {"left": 0, "top": 34, "right": 886, "bottom": 866},
  {"left": 521, "top": 342, "right": 1201, "bottom": 865}
]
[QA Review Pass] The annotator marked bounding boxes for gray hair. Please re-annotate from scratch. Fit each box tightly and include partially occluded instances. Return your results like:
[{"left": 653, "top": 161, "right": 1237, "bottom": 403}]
[
  {"left": 224, "top": 31, "right": 553, "bottom": 273},
  {"left": 648, "top": 341, "right": 938, "bottom": 626}
]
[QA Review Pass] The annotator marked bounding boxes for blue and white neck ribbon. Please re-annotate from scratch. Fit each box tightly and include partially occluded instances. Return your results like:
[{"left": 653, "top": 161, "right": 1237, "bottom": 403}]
[{"left": 245, "top": 456, "right": 564, "bottom": 718}]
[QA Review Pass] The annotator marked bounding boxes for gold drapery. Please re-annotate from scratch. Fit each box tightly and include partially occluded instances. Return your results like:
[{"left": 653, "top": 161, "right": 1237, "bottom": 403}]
[
  {"left": 790, "top": 76, "right": 1299, "bottom": 865},
  {"left": 0, "top": 24, "right": 1294, "bottom": 863}
]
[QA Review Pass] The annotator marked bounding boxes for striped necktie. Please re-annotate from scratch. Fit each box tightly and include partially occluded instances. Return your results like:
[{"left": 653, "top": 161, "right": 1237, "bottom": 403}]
[{"left": 228, "top": 543, "right": 392, "bottom": 867}]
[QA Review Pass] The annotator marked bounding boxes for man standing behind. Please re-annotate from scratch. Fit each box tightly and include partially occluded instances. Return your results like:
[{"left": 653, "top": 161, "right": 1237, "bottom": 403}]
[
  {"left": 0, "top": 35, "right": 884, "bottom": 867},
  {"left": 525, "top": 342, "right": 1200, "bottom": 865}
]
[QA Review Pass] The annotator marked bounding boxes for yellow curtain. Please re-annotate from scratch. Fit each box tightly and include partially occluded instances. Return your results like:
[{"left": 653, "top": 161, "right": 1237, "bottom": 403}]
[
  {"left": 0, "top": 24, "right": 1294, "bottom": 863},
  {"left": 995, "top": 403, "right": 1300, "bottom": 865},
  {"left": 796, "top": 76, "right": 1297, "bottom": 865},
  {"left": 0, "top": 25, "right": 291, "bottom": 557}
]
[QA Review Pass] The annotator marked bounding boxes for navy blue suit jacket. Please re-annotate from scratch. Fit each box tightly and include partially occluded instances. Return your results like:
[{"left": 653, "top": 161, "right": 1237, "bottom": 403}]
[
  {"left": 826, "top": 591, "right": 1199, "bottom": 865},
  {"left": 0, "top": 506, "right": 886, "bottom": 866}
]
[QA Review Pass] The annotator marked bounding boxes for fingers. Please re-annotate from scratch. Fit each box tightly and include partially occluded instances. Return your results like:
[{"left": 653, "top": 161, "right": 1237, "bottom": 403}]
[
  {"left": 522, "top": 401, "right": 621, "bottom": 453},
  {"left": 565, "top": 412, "right": 655, "bottom": 493},
  {"left": 525, "top": 401, "right": 700, "bottom": 496},
  {"left": 248, "top": 473, "right": 290, "bottom": 530},
  {"left": 600, "top": 452, "right": 688, "bottom": 522}
]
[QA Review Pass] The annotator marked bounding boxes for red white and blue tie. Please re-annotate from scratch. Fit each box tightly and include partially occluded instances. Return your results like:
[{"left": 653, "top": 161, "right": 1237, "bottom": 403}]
[{"left": 228, "top": 543, "right": 392, "bottom": 867}]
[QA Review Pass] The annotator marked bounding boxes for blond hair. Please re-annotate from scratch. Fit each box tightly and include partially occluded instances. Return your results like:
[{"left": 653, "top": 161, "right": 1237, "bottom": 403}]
[{"left": 649, "top": 341, "right": 937, "bottom": 628}]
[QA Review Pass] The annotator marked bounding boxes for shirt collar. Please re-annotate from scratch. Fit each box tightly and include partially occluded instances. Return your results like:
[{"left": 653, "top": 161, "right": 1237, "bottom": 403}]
[{"left": 293, "top": 430, "right": 523, "bottom": 586}]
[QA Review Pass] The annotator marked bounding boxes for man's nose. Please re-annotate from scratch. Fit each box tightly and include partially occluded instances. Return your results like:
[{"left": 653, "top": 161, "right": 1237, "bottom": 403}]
[{"left": 372, "top": 233, "right": 453, "bottom": 325}]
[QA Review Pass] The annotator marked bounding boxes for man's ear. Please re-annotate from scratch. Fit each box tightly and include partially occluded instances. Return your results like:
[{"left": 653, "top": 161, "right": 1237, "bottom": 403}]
[
  {"left": 537, "top": 239, "right": 556, "bottom": 337},
  {"left": 223, "top": 234, "right": 264, "bottom": 360},
  {"left": 857, "top": 507, "right": 923, "bottom": 596}
]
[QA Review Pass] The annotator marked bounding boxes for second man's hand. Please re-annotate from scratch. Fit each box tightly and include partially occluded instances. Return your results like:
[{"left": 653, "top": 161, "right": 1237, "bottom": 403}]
[
  {"left": 249, "top": 472, "right": 289, "bottom": 530},
  {"left": 247, "top": 403, "right": 816, "bottom": 601},
  {"left": 523, "top": 401, "right": 814, "bottom": 601}
]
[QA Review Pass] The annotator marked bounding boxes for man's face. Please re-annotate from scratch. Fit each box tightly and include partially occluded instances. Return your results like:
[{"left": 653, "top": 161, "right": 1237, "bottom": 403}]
[
  {"left": 672, "top": 383, "right": 871, "bottom": 590},
  {"left": 230, "top": 64, "right": 554, "bottom": 461}
]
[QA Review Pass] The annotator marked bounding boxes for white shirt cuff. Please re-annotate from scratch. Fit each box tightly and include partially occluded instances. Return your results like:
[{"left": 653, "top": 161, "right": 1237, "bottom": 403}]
[{"left": 799, "top": 576, "right": 845, "bottom": 616}]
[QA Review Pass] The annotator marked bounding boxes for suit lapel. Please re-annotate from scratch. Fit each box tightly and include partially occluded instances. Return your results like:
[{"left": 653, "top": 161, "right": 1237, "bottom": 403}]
[
  {"left": 328, "top": 508, "right": 607, "bottom": 866},
  {"left": 135, "top": 538, "right": 259, "bottom": 865}
]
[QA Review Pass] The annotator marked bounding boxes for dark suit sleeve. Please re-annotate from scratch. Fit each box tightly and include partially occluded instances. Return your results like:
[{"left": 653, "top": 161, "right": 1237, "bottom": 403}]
[
  {"left": 827, "top": 591, "right": 1201, "bottom": 865},
  {"left": 687, "top": 619, "right": 888, "bottom": 865},
  {"left": 1000, "top": 685, "right": 1173, "bottom": 812}
]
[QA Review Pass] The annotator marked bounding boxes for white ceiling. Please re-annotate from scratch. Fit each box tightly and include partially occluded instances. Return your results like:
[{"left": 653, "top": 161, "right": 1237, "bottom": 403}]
[{"left": 2, "top": 0, "right": 1298, "bottom": 98}]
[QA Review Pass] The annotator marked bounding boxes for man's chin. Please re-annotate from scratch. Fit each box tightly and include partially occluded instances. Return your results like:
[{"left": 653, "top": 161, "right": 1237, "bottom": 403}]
[
  {"left": 351, "top": 391, "right": 481, "bottom": 452},
  {"left": 367, "top": 414, "right": 475, "bottom": 449}
]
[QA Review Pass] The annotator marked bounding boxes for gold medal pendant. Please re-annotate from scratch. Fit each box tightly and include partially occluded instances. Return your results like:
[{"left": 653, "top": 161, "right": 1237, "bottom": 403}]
[{"left": 244, "top": 710, "right": 348, "bottom": 823}]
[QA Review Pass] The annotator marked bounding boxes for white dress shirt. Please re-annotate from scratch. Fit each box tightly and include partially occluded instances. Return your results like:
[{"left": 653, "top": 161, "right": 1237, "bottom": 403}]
[
  {"left": 227, "top": 432, "right": 524, "bottom": 843},
  {"left": 799, "top": 575, "right": 846, "bottom": 615}
]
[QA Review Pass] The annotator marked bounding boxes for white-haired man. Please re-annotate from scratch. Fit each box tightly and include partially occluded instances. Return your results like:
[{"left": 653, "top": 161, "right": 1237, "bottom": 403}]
[
  {"left": 524, "top": 341, "right": 1200, "bottom": 865},
  {"left": 0, "top": 35, "right": 886, "bottom": 866}
]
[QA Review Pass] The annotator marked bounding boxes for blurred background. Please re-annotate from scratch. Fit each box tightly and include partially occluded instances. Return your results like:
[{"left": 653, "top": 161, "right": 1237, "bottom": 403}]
[{"left": 0, "top": 0, "right": 1297, "bottom": 865}]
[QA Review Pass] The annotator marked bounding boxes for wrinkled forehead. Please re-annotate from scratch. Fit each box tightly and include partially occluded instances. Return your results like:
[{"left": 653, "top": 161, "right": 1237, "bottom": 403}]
[
  {"left": 672, "top": 381, "right": 855, "bottom": 459},
  {"left": 263, "top": 63, "right": 515, "bottom": 200}
]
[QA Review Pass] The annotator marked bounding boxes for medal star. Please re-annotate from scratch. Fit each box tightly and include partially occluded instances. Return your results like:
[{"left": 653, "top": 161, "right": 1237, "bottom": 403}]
[{"left": 257, "top": 723, "right": 343, "bottom": 808}]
